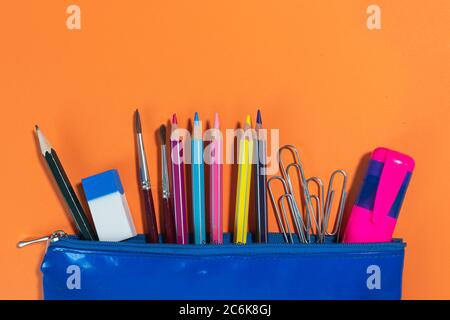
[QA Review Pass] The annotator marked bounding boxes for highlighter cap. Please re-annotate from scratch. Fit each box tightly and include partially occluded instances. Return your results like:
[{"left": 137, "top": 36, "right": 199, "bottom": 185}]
[{"left": 371, "top": 147, "right": 415, "bottom": 172}]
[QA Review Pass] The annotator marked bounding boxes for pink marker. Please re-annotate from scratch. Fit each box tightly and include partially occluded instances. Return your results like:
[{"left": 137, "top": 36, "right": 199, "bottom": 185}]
[
  {"left": 171, "top": 114, "right": 189, "bottom": 244},
  {"left": 210, "top": 113, "right": 223, "bottom": 244},
  {"left": 342, "top": 147, "right": 415, "bottom": 243}
]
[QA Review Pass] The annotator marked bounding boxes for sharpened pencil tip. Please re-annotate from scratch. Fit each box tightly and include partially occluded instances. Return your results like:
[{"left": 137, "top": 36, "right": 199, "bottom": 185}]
[
  {"left": 245, "top": 115, "right": 251, "bottom": 126},
  {"left": 172, "top": 113, "right": 178, "bottom": 124},
  {"left": 214, "top": 112, "right": 219, "bottom": 128},
  {"left": 256, "top": 109, "right": 262, "bottom": 124},
  {"left": 35, "top": 125, "right": 39, "bottom": 131},
  {"left": 135, "top": 109, "right": 142, "bottom": 134},
  {"left": 35, "top": 125, "right": 52, "bottom": 154},
  {"left": 194, "top": 112, "right": 199, "bottom": 125},
  {"left": 159, "top": 125, "right": 166, "bottom": 143}
]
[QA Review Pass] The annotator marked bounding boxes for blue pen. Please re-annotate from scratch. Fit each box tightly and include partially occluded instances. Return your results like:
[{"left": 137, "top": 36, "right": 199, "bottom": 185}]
[{"left": 192, "top": 112, "right": 206, "bottom": 244}]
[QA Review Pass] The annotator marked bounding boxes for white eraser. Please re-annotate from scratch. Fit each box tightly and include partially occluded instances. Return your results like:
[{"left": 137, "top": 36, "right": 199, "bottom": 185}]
[{"left": 82, "top": 169, "right": 137, "bottom": 241}]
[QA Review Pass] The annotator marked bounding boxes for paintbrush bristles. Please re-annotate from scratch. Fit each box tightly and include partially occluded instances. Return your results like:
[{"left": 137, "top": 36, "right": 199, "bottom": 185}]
[
  {"left": 159, "top": 125, "right": 167, "bottom": 144},
  {"left": 135, "top": 109, "right": 142, "bottom": 134}
]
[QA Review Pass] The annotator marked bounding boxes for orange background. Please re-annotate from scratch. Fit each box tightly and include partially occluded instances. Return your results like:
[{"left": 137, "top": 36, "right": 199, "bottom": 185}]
[{"left": 1, "top": 1, "right": 449, "bottom": 299}]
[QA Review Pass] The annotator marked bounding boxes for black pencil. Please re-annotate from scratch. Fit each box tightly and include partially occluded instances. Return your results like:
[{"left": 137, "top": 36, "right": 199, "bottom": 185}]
[
  {"left": 35, "top": 126, "right": 97, "bottom": 240},
  {"left": 255, "top": 110, "right": 268, "bottom": 243}
]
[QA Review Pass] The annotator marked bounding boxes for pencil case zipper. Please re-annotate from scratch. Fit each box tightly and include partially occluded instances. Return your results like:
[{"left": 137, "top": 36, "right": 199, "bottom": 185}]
[{"left": 18, "top": 230, "right": 406, "bottom": 255}]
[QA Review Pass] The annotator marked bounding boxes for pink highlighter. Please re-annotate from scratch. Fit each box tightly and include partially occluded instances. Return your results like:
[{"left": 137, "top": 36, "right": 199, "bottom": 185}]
[{"left": 342, "top": 147, "right": 415, "bottom": 243}]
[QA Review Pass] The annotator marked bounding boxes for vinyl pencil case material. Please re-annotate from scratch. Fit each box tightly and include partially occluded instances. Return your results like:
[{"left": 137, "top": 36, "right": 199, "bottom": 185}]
[{"left": 40, "top": 232, "right": 406, "bottom": 300}]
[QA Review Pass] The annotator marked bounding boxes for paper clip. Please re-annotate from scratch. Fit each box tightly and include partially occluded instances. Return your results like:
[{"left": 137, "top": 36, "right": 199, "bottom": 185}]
[
  {"left": 266, "top": 145, "right": 317, "bottom": 243},
  {"left": 268, "top": 176, "right": 304, "bottom": 244},
  {"left": 268, "top": 144, "right": 348, "bottom": 244},
  {"left": 307, "top": 177, "right": 325, "bottom": 243},
  {"left": 323, "top": 170, "right": 347, "bottom": 242}
]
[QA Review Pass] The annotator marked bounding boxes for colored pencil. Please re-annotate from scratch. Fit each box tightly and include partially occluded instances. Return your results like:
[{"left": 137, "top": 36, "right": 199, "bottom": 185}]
[
  {"left": 170, "top": 114, "right": 189, "bottom": 244},
  {"left": 35, "top": 126, "right": 97, "bottom": 241},
  {"left": 210, "top": 112, "right": 223, "bottom": 244},
  {"left": 159, "top": 125, "right": 176, "bottom": 244},
  {"left": 234, "top": 115, "right": 254, "bottom": 244},
  {"left": 191, "top": 112, "right": 206, "bottom": 244},
  {"left": 135, "top": 110, "right": 159, "bottom": 243},
  {"left": 255, "top": 110, "right": 268, "bottom": 243}
]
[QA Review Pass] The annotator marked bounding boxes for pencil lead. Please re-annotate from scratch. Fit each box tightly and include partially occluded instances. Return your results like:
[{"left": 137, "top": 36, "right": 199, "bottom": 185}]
[
  {"left": 245, "top": 115, "right": 251, "bottom": 126},
  {"left": 214, "top": 112, "right": 219, "bottom": 129},
  {"left": 159, "top": 125, "right": 166, "bottom": 144},
  {"left": 135, "top": 109, "right": 142, "bottom": 134},
  {"left": 194, "top": 112, "right": 199, "bottom": 125},
  {"left": 35, "top": 125, "right": 52, "bottom": 155},
  {"left": 172, "top": 113, "right": 178, "bottom": 125},
  {"left": 256, "top": 109, "right": 262, "bottom": 124}
]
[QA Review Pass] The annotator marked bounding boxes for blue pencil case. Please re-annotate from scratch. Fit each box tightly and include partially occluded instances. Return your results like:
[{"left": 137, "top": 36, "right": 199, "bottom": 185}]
[{"left": 41, "top": 232, "right": 406, "bottom": 300}]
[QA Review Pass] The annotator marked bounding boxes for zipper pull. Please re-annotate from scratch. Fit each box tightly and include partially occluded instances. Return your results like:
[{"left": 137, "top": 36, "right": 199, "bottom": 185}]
[{"left": 17, "top": 230, "right": 67, "bottom": 248}]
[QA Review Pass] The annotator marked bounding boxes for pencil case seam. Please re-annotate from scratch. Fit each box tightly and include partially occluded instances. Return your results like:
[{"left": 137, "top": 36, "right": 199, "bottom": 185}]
[{"left": 47, "top": 248, "right": 403, "bottom": 260}]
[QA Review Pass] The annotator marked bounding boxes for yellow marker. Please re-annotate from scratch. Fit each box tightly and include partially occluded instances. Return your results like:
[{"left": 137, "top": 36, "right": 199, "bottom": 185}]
[{"left": 234, "top": 115, "right": 254, "bottom": 244}]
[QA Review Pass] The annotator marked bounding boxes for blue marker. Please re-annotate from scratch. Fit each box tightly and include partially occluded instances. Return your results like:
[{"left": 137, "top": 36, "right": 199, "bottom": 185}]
[{"left": 192, "top": 112, "right": 206, "bottom": 244}]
